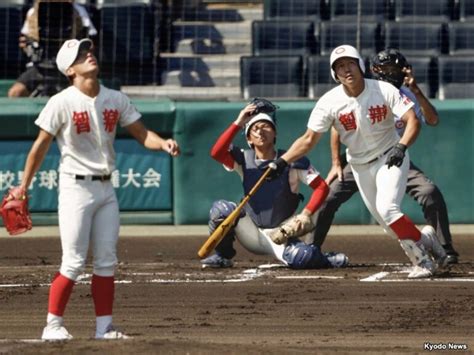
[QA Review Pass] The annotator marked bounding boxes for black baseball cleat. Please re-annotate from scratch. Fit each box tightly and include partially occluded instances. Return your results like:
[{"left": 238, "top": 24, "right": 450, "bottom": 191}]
[{"left": 443, "top": 244, "right": 459, "bottom": 264}]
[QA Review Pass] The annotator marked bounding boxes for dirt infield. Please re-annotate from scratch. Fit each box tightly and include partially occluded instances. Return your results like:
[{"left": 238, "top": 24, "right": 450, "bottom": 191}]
[{"left": 0, "top": 231, "right": 472, "bottom": 354}]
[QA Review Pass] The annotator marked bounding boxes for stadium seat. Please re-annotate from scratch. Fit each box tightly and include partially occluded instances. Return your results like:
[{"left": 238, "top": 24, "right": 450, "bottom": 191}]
[
  {"left": 448, "top": 22, "right": 474, "bottom": 56},
  {"left": 394, "top": 0, "right": 454, "bottom": 22},
  {"left": 97, "top": 0, "right": 159, "bottom": 84},
  {"left": 330, "top": 0, "right": 389, "bottom": 22},
  {"left": 436, "top": 56, "right": 474, "bottom": 99},
  {"left": 252, "top": 20, "right": 318, "bottom": 57},
  {"left": 460, "top": 0, "right": 474, "bottom": 21},
  {"left": 307, "top": 55, "right": 336, "bottom": 99},
  {"left": 240, "top": 55, "right": 305, "bottom": 99},
  {"left": 319, "top": 22, "right": 382, "bottom": 57},
  {"left": 0, "top": 2, "right": 27, "bottom": 79},
  {"left": 404, "top": 56, "right": 437, "bottom": 98},
  {"left": 264, "top": 0, "right": 325, "bottom": 22},
  {"left": 384, "top": 22, "right": 449, "bottom": 56}
]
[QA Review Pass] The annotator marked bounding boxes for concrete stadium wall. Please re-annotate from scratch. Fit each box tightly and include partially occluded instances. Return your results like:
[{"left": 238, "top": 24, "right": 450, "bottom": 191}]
[{"left": 0, "top": 98, "right": 472, "bottom": 225}]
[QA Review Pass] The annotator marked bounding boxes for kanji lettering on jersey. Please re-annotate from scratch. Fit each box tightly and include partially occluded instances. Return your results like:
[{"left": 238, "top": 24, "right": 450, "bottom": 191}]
[
  {"left": 72, "top": 111, "right": 91, "bottom": 134},
  {"left": 338, "top": 111, "right": 357, "bottom": 131},
  {"left": 103, "top": 109, "right": 120, "bottom": 133},
  {"left": 368, "top": 105, "right": 388, "bottom": 124}
]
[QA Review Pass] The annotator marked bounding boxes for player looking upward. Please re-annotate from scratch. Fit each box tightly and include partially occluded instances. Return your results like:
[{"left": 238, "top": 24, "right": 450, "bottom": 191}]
[
  {"left": 16, "top": 38, "right": 180, "bottom": 341},
  {"left": 313, "top": 48, "right": 459, "bottom": 264},
  {"left": 268, "top": 45, "right": 447, "bottom": 279}
]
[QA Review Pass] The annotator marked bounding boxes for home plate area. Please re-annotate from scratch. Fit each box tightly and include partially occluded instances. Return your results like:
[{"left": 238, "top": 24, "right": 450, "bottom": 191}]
[{"left": 111, "top": 261, "right": 474, "bottom": 284}]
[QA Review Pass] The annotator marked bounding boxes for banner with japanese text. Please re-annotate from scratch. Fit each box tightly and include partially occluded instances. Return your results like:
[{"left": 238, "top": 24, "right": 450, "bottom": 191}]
[{"left": 0, "top": 140, "right": 171, "bottom": 211}]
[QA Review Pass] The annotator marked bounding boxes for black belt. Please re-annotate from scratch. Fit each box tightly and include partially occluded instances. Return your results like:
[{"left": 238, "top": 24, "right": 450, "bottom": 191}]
[
  {"left": 366, "top": 147, "right": 392, "bottom": 164},
  {"left": 75, "top": 174, "right": 111, "bottom": 181}
]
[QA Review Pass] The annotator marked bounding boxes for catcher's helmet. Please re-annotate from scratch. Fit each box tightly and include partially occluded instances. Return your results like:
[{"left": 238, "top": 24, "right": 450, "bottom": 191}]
[{"left": 370, "top": 48, "right": 410, "bottom": 89}]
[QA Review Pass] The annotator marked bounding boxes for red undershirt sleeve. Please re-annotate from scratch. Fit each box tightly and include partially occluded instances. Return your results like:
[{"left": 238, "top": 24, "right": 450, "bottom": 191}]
[
  {"left": 210, "top": 123, "right": 241, "bottom": 169},
  {"left": 303, "top": 175, "right": 329, "bottom": 214}
]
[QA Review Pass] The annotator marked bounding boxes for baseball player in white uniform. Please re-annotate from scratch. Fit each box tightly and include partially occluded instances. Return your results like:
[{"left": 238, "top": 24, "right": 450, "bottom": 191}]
[
  {"left": 268, "top": 45, "right": 446, "bottom": 279},
  {"left": 17, "top": 38, "right": 180, "bottom": 341}
]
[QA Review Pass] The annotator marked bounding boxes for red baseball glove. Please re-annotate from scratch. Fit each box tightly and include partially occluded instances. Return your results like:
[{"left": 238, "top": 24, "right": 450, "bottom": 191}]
[{"left": 1, "top": 187, "right": 32, "bottom": 235}]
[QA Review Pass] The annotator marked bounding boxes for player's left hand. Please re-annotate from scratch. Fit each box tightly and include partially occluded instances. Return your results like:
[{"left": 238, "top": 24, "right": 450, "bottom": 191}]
[
  {"left": 386, "top": 143, "right": 407, "bottom": 169},
  {"left": 165, "top": 139, "right": 180, "bottom": 157},
  {"left": 269, "top": 213, "right": 315, "bottom": 245},
  {"left": 326, "top": 163, "right": 343, "bottom": 184}
]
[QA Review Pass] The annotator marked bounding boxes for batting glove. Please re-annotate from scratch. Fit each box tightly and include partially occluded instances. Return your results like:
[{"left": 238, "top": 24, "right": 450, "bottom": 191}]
[
  {"left": 267, "top": 157, "right": 288, "bottom": 180},
  {"left": 386, "top": 143, "right": 407, "bottom": 169}
]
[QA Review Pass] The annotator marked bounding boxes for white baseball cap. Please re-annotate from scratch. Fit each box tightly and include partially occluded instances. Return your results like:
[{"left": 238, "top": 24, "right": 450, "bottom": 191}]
[
  {"left": 56, "top": 38, "right": 93, "bottom": 76},
  {"left": 329, "top": 44, "right": 365, "bottom": 82},
  {"left": 244, "top": 113, "right": 276, "bottom": 136}
]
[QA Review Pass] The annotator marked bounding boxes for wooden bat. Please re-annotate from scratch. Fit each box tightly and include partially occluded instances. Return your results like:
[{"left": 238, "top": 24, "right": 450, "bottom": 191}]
[{"left": 198, "top": 167, "right": 273, "bottom": 259}]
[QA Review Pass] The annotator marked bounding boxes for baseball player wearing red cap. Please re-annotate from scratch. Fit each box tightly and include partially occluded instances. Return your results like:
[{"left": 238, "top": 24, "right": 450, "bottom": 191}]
[
  {"left": 201, "top": 101, "right": 348, "bottom": 269},
  {"left": 268, "top": 45, "right": 447, "bottom": 279},
  {"left": 16, "top": 38, "right": 180, "bottom": 341}
]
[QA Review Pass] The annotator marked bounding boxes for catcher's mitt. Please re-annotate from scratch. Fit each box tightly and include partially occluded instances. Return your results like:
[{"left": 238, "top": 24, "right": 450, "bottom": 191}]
[
  {"left": 1, "top": 187, "right": 32, "bottom": 236},
  {"left": 249, "top": 97, "right": 279, "bottom": 115},
  {"left": 269, "top": 213, "right": 314, "bottom": 245}
]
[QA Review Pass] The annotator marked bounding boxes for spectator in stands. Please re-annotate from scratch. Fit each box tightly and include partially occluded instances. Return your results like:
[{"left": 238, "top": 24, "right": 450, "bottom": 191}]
[{"left": 8, "top": 0, "right": 97, "bottom": 98}]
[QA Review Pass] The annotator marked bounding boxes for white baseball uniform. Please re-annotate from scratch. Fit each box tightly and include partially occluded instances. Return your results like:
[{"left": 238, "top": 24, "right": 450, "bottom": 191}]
[
  {"left": 35, "top": 84, "right": 141, "bottom": 280},
  {"left": 308, "top": 79, "right": 414, "bottom": 229}
]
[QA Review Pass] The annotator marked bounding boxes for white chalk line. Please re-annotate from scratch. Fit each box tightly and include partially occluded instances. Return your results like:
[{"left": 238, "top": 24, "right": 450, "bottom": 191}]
[
  {"left": 1, "top": 263, "right": 472, "bottom": 288},
  {"left": 361, "top": 264, "right": 474, "bottom": 282}
]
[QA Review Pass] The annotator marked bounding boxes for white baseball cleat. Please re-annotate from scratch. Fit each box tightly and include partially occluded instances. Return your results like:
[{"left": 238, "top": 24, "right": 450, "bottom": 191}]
[
  {"left": 96, "top": 325, "right": 130, "bottom": 340},
  {"left": 420, "top": 225, "right": 448, "bottom": 268},
  {"left": 408, "top": 259, "right": 436, "bottom": 279},
  {"left": 41, "top": 325, "right": 73, "bottom": 341}
]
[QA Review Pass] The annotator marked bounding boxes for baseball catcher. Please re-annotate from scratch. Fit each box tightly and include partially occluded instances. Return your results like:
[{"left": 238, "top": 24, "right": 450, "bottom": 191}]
[
  {"left": 1, "top": 186, "right": 32, "bottom": 235},
  {"left": 200, "top": 98, "right": 348, "bottom": 269}
]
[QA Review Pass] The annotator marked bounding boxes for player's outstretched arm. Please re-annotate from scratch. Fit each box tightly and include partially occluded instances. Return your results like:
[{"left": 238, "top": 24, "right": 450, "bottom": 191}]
[
  {"left": 20, "top": 129, "right": 54, "bottom": 190},
  {"left": 326, "top": 127, "right": 344, "bottom": 184},
  {"left": 398, "top": 108, "right": 421, "bottom": 148},
  {"left": 126, "top": 120, "right": 180, "bottom": 156},
  {"left": 281, "top": 129, "right": 323, "bottom": 164}
]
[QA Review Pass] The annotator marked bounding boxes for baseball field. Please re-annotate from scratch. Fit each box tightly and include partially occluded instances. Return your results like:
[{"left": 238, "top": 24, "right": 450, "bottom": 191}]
[{"left": 0, "top": 226, "right": 472, "bottom": 354}]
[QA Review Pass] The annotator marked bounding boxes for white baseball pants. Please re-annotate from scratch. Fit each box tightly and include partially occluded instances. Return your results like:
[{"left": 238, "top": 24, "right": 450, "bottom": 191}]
[{"left": 58, "top": 173, "right": 120, "bottom": 280}]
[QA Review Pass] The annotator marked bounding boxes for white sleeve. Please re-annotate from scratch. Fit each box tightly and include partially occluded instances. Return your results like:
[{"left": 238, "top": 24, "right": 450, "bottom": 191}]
[
  {"left": 383, "top": 82, "right": 414, "bottom": 118},
  {"left": 118, "top": 93, "right": 142, "bottom": 127},
  {"left": 34, "top": 96, "right": 63, "bottom": 136},
  {"left": 307, "top": 98, "right": 334, "bottom": 133},
  {"left": 296, "top": 164, "right": 321, "bottom": 186}
]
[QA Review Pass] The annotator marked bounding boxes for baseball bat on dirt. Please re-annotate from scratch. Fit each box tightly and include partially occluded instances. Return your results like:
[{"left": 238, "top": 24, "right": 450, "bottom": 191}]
[{"left": 197, "top": 167, "right": 273, "bottom": 259}]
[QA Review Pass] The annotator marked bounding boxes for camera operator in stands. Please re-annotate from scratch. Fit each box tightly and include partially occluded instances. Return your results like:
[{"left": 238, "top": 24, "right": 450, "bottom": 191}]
[{"left": 8, "top": 0, "right": 97, "bottom": 98}]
